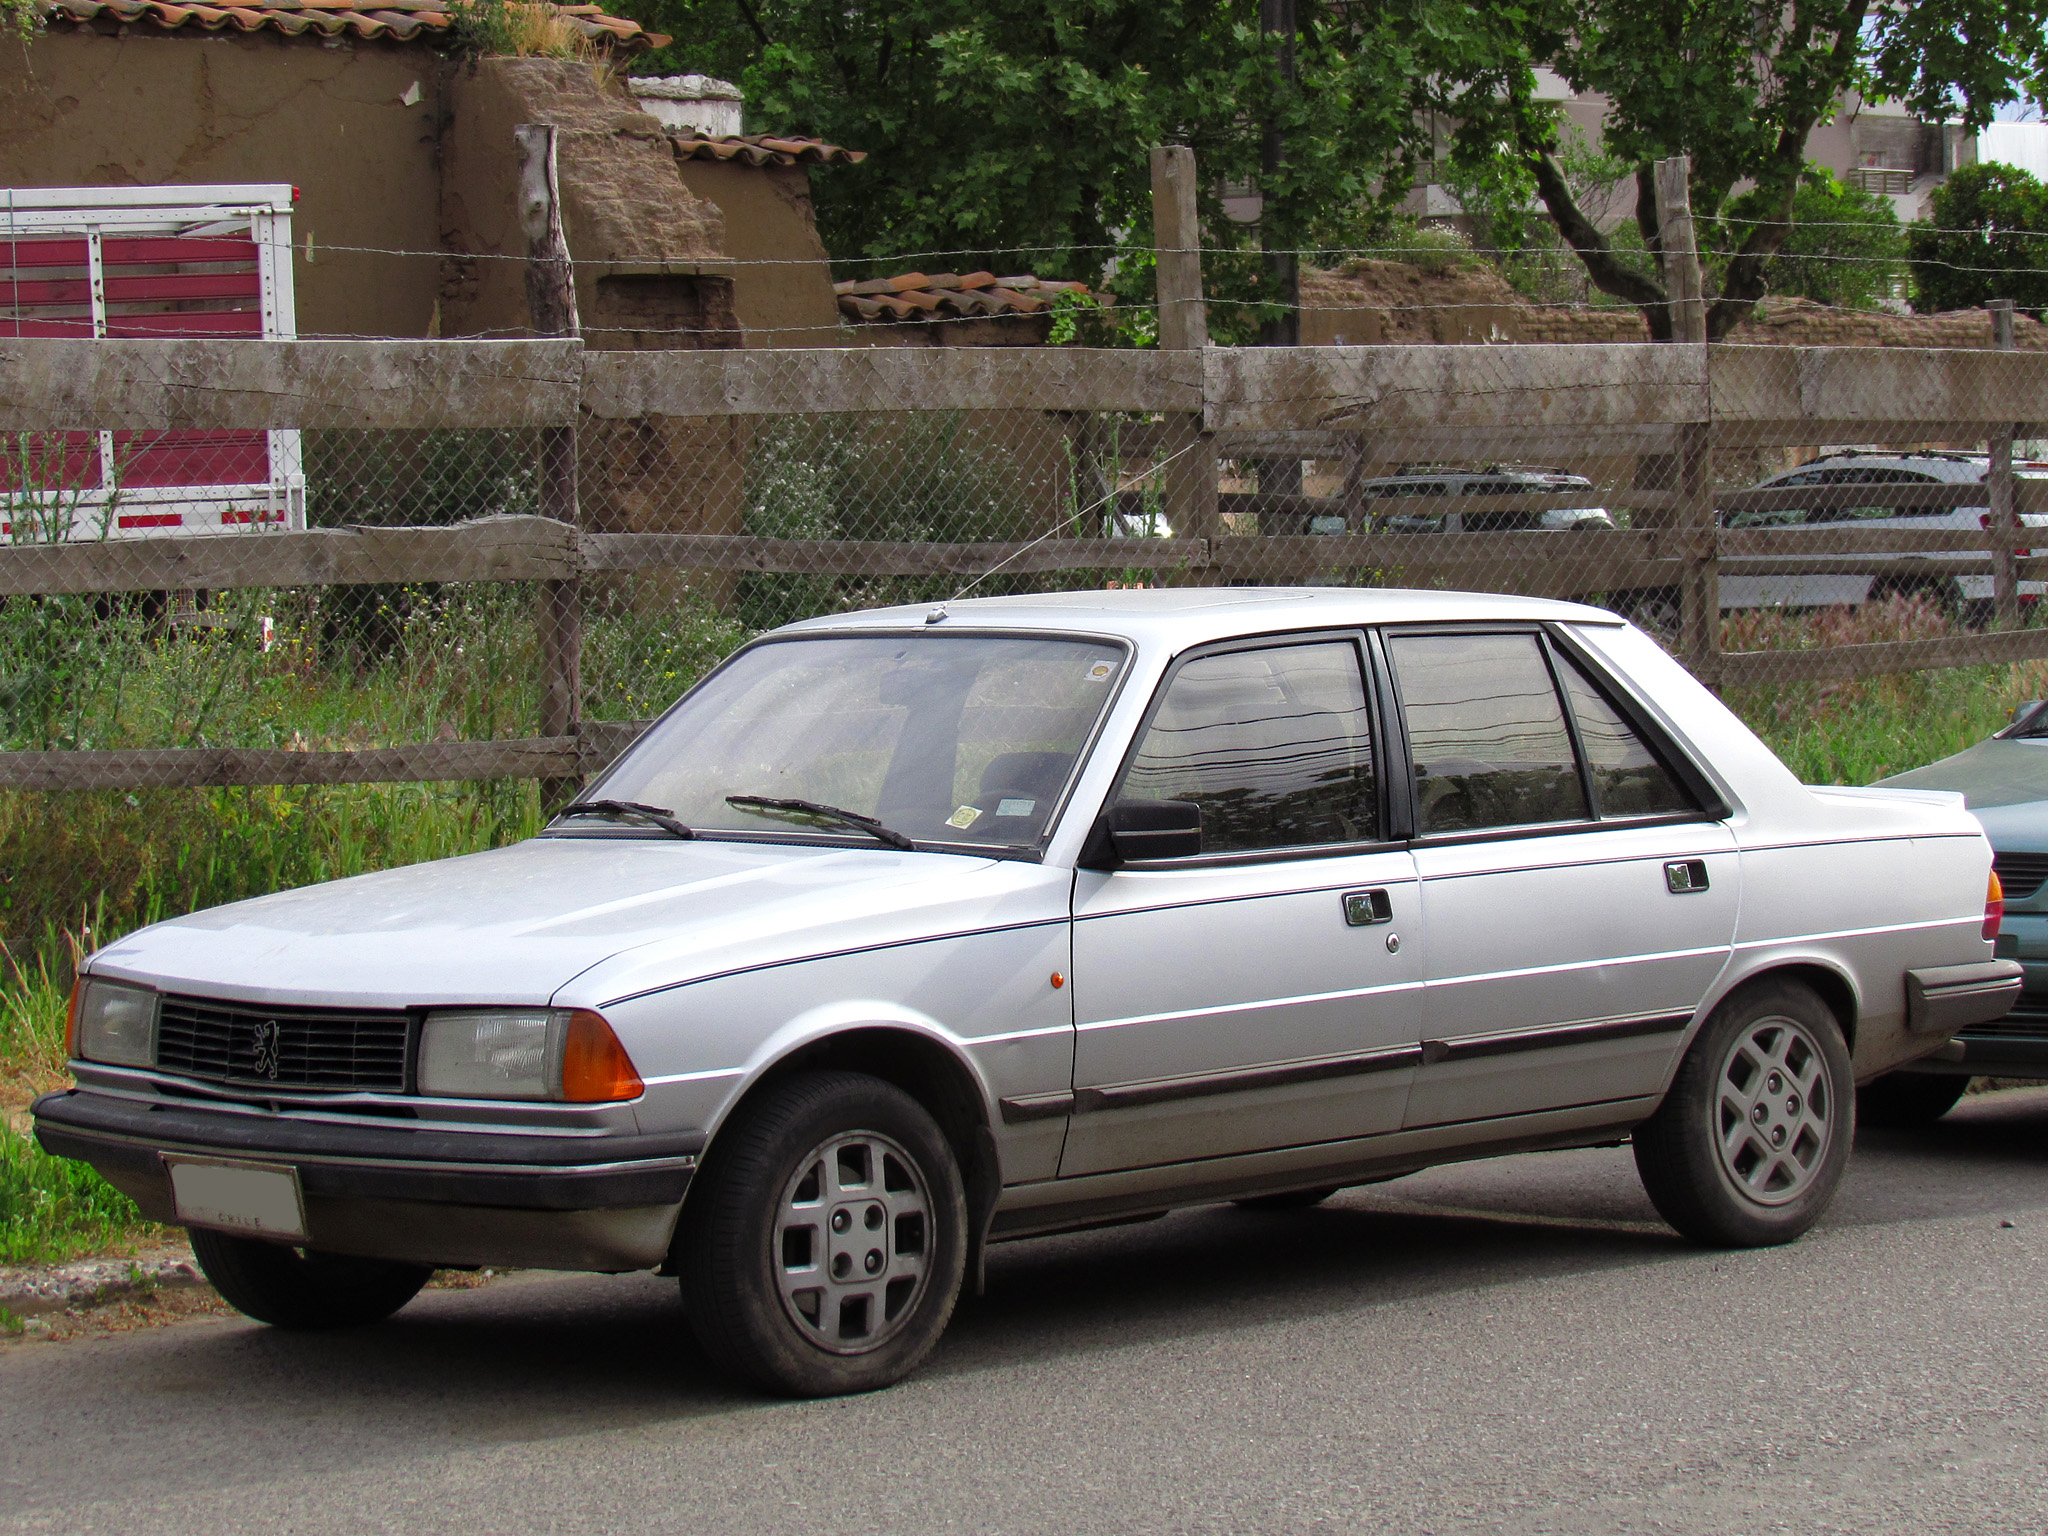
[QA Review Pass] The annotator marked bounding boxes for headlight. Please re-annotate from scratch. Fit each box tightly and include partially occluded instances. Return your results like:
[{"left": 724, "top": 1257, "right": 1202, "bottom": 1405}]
[
  {"left": 418, "top": 1008, "right": 643, "bottom": 1102},
  {"left": 72, "top": 978, "right": 158, "bottom": 1067}
]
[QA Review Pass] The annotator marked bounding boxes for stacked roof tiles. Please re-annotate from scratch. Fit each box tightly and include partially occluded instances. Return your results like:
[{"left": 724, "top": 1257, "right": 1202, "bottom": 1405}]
[
  {"left": 668, "top": 134, "right": 867, "bottom": 168},
  {"left": 39, "top": 0, "right": 666, "bottom": 49},
  {"left": 835, "top": 271, "right": 1091, "bottom": 324}
]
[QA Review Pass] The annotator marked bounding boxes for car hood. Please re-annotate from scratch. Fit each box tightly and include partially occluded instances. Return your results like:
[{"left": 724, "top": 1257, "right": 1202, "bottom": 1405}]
[
  {"left": 1878, "top": 737, "right": 2048, "bottom": 809},
  {"left": 88, "top": 837, "right": 1032, "bottom": 1010}
]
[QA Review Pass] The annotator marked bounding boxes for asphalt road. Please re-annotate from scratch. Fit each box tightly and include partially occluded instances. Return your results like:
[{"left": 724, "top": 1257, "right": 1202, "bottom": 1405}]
[{"left": 9, "top": 1089, "right": 2048, "bottom": 1536}]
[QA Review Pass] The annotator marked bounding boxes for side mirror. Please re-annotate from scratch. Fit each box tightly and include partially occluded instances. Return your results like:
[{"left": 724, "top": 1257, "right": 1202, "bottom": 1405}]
[
  {"left": 1080, "top": 799, "right": 1203, "bottom": 868},
  {"left": 2003, "top": 700, "right": 2047, "bottom": 737}
]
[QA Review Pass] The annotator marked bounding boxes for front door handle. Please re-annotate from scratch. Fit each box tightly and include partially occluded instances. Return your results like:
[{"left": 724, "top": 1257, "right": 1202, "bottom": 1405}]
[{"left": 1343, "top": 889, "right": 1393, "bottom": 925}]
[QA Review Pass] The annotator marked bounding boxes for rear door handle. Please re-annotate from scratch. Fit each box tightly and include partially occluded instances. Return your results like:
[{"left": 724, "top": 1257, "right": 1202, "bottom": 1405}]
[
  {"left": 1665, "top": 859, "right": 1709, "bottom": 893},
  {"left": 1343, "top": 889, "right": 1393, "bottom": 925}
]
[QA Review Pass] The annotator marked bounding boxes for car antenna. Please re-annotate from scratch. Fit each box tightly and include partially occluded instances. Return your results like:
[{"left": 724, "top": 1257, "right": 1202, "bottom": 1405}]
[{"left": 940, "top": 434, "right": 1208, "bottom": 609}]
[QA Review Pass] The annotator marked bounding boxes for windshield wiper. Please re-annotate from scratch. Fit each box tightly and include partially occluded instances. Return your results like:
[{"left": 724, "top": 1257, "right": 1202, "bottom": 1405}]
[
  {"left": 725, "top": 795, "right": 918, "bottom": 852},
  {"left": 553, "top": 799, "right": 696, "bottom": 840}
]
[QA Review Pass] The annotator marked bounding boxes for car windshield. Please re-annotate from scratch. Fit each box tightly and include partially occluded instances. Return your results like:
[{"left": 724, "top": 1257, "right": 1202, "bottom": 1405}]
[{"left": 577, "top": 633, "right": 1129, "bottom": 849}]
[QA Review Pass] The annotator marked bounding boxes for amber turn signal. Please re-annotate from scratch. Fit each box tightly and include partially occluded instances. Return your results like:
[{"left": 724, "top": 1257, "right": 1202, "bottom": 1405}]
[
  {"left": 64, "top": 978, "right": 81, "bottom": 1059},
  {"left": 559, "top": 1009, "right": 644, "bottom": 1102},
  {"left": 1986, "top": 869, "right": 2006, "bottom": 942}
]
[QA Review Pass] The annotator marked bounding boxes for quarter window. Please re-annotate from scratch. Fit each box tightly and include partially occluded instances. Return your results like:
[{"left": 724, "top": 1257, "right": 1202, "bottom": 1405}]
[
  {"left": 1551, "top": 652, "right": 1692, "bottom": 817},
  {"left": 1119, "top": 641, "right": 1377, "bottom": 853}
]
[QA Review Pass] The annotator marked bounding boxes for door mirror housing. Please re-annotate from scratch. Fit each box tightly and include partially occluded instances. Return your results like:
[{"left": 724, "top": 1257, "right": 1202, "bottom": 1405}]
[{"left": 1080, "top": 799, "right": 1204, "bottom": 868}]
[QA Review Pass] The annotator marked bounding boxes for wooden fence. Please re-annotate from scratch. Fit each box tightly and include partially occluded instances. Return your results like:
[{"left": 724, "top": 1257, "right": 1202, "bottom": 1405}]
[{"left": 1, "top": 336, "right": 2045, "bottom": 791}]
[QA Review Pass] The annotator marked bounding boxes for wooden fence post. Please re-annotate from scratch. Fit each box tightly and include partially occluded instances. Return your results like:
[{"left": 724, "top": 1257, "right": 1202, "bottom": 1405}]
[
  {"left": 1653, "top": 157, "right": 1707, "bottom": 346},
  {"left": 515, "top": 122, "right": 584, "bottom": 811},
  {"left": 1988, "top": 298, "right": 2021, "bottom": 631},
  {"left": 1654, "top": 157, "right": 1716, "bottom": 680},
  {"left": 1149, "top": 145, "right": 1219, "bottom": 568}
]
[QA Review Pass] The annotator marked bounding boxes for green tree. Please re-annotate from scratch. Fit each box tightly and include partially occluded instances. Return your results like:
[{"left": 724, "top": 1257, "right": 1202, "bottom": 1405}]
[
  {"left": 619, "top": 0, "right": 1522, "bottom": 341},
  {"left": 1721, "top": 167, "right": 1906, "bottom": 311},
  {"left": 1908, "top": 160, "right": 2048, "bottom": 315},
  {"left": 1443, "top": 0, "right": 2048, "bottom": 339}
]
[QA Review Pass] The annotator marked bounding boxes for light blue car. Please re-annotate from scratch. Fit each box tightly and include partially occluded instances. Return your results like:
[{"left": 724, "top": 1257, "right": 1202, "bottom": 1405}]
[{"left": 1875, "top": 707, "right": 2048, "bottom": 1121}]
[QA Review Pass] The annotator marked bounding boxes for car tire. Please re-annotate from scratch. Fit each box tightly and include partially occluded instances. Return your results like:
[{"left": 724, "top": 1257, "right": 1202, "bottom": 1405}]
[
  {"left": 1856, "top": 1071, "right": 1969, "bottom": 1128},
  {"left": 187, "top": 1229, "right": 433, "bottom": 1329},
  {"left": 677, "top": 1070, "right": 967, "bottom": 1398},
  {"left": 1633, "top": 980, "right": 1853, "bottom": 1247},
  {"left": 1233, "top": 1186, "right": 1340, "bottom": 1212}
]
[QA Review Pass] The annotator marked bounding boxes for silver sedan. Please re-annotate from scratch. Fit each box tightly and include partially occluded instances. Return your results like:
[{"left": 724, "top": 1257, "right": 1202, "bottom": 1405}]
[{"left": 35, "top": 588, "right": 2016, "bottom": 1394}]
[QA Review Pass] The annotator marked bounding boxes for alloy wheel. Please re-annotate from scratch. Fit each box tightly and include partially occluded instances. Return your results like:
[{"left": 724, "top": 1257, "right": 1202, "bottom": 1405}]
[{"left": 1714, "top": 1015, "right": 1835, "bottom": 1206}]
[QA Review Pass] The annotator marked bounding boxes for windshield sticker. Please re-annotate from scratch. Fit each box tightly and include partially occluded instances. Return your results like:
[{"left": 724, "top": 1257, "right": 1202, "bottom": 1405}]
[
  {"left": 946, "top": 805, "right": 984, "bottom": 829},
  {"left": 995, "top": 798, "right": 1036, "bottom": 817},
  {"left": 1086, "top": 660, "right": 1117, "bottom": 682}
]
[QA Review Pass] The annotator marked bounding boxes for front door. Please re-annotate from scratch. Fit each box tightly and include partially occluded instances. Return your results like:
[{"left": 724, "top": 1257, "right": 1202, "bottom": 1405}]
[
  {"left": 1382, "top": 627, "right": 1739, "bottom": 1129},
  {"left": 1064, "top": 635, "right": 1423, "bottom": 1176}
]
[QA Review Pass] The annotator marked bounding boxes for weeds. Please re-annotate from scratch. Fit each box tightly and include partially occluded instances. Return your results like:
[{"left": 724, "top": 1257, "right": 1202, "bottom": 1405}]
[{"left": 0, "top": 1123, "right": 160, "bottom": 1266}]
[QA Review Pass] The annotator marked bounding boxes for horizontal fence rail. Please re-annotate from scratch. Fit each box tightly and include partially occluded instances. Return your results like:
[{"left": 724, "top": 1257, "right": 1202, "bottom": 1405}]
[{"left": 2, "top": 336, "right": 2046, "bottom": 793}]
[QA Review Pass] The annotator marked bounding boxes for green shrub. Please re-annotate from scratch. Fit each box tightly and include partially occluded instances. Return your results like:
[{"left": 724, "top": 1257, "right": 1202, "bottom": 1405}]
[{"left": 1909, "top": 162, "right": 2048, "bottom": 316}]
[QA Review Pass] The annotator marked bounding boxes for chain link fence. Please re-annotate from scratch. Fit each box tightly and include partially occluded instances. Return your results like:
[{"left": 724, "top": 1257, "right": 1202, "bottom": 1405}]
[{"left": 0, "top": 333, "right": 2042, "bottom": 954}]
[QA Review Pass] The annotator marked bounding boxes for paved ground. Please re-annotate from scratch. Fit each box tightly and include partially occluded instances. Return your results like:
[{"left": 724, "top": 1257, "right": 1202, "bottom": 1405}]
[{"left": 7, "top": 1088, "right": 2048, "bottom": 1535}]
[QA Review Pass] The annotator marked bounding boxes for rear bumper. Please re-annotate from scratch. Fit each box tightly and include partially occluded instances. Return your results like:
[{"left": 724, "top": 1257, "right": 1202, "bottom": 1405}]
[
  {"left": 1906, "top": 960, "right": 2024, "bottom": 1035},
  {"left": 32, "top": 1088, "right": 702, "bottom": 1272}
]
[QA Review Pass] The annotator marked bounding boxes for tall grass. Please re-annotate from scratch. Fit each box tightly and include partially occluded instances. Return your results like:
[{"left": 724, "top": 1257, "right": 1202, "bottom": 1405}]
[{"left": 1724, "top": 597, "right": 2047, "bottom": 783}]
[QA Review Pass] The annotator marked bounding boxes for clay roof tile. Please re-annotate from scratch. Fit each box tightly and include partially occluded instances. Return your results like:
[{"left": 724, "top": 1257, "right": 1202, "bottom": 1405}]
[{"left": 39, "top": 0, "right": 661, "bottom": 47}]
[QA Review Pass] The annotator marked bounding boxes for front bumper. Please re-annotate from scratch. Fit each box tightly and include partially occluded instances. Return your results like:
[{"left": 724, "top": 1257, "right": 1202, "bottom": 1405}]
[{"left": 33, "top": 1089, "right": 703, "bottom": 1272}]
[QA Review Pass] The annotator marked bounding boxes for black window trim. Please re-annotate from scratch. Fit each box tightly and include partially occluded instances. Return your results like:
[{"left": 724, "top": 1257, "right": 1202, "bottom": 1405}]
[
  {"left": 1377, "top": 619, "right": 1727, "bottom": 847},
  {"left": 1091, "top": 627, "right": 1400, "bottom": 870}
]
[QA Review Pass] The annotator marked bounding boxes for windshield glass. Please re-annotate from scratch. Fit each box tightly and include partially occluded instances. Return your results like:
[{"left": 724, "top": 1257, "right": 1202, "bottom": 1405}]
[{"left": 580, "top": 633, "right": 1129, "bottom": 848}]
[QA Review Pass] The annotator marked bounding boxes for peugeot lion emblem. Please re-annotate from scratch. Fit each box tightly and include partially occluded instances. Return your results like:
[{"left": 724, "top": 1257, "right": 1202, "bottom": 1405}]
[{"left": 250, "top": 1019, "right": 282, "bottom": 1080}]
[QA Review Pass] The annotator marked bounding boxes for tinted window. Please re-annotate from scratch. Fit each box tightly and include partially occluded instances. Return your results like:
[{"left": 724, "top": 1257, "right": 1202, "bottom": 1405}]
[
  {"left": 1388, "top": 633, "right": 1588, "bottom": 833},
  {"left": 1119, "top": 642, "right": 1377, "bottom": 852},
  {"left": 1553, "top": 652, "right": 1692, "bottom": 817}
]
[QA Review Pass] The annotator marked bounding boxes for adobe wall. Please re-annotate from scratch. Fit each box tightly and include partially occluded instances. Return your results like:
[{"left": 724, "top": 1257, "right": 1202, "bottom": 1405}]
[
  {"left": 0, "top": 26, "right": 443, "bottom": 338},
  {"left": 672, "top": 159, "right": 843, "bottom": 346}
]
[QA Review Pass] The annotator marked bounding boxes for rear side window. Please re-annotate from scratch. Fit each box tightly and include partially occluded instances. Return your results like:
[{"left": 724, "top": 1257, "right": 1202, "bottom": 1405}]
[
  {"left": 1118, "top": 641, "right": 1377, "bottom": 853},
  {"left": 1387, "top": 632, "right": 1696, "bottom": 834},
  {"left": 1387, "top": 633, "right": 1587, "bottom": 833}
]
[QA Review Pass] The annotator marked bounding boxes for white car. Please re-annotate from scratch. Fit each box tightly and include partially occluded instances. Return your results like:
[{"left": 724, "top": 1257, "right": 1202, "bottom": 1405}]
[
  {"left": 1719, "top": 450, "right": 2048, "bottom": 617},
  {"left": 1349, "top": 466, "right": 1616, "bottom": 536},
  {"left": 36, "top": 588, "right": 2015, "bottom": 1395}
]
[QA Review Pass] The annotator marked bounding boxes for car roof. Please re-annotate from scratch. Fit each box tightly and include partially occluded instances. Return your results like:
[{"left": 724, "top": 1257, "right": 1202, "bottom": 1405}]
[
  {"left": 776, "top": 586, "right": 1623, "bottom": 649},
  {"left": 1764, "top": 452, "right": 1984, "bottom": 483}
]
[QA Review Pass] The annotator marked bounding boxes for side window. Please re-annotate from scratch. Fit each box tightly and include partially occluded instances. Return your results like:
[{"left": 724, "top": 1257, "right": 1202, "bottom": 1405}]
[
  {"left": 1551, "top": 651, "right": 1695, "bottom": 818},
  {"left": 1118, "top": 641, "right": 1377, "bottom": 853},
  {"left": 1387, "top": 633, "right": 1587, "bottom": 833}
]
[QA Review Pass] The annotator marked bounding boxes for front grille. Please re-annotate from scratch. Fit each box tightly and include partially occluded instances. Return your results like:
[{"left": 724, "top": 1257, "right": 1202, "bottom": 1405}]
[
  {"left": 1994, "top": 850, "right": 2048, "bottom": 901},
  {"left": 155, "top": 995, "right": 412, "bottom": 1092}
]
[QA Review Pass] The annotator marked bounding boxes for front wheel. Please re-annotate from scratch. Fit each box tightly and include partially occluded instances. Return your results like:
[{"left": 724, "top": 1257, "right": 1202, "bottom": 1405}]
[
  {"left": 677, "top": 1071, "right": 967, "bottom": 1397},
  {"left": 1633, "top": 980, "right": 1853, "bottom": 1247},
  {"left": 188, "top": 1229, "right": 432, "bottom": 1329}
]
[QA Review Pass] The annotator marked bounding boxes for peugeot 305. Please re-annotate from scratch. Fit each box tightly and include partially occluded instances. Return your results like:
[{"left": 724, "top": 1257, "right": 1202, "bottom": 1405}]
[{"left": 33, "top": 588, "right": 2017, "bottom": 1395}]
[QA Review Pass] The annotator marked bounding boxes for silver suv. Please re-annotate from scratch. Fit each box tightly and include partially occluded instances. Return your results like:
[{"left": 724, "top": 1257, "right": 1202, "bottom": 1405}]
[{"left": 1719, "top": 450, "right": 2048, "bottom": 619}]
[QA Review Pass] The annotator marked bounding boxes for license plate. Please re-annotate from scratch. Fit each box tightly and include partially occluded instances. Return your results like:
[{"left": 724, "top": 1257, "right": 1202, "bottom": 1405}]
[{"left": 166, "top": 1156, "right": 308, "bottom": 1240}]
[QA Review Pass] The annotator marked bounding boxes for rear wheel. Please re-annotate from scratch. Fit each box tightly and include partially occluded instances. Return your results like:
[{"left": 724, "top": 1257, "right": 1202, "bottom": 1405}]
[
  {"left": 677, "top": 1071, "right": 967, "bottom": 1397},
  {"left": 1857, "top": 1071, "right": 1969, "bottom": 1128},
  {"left": 188, "top": 1229, "right": 432, "bottom": 1329},
  {"left": 1633, "top": 980, "right": 1853, "bottom": 1247}
]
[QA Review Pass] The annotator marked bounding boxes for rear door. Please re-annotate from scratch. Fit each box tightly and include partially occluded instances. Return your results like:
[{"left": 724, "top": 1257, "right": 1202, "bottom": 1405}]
[{"left": 1382, "top": 625, "right": 1739, "bottom": 1129}]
